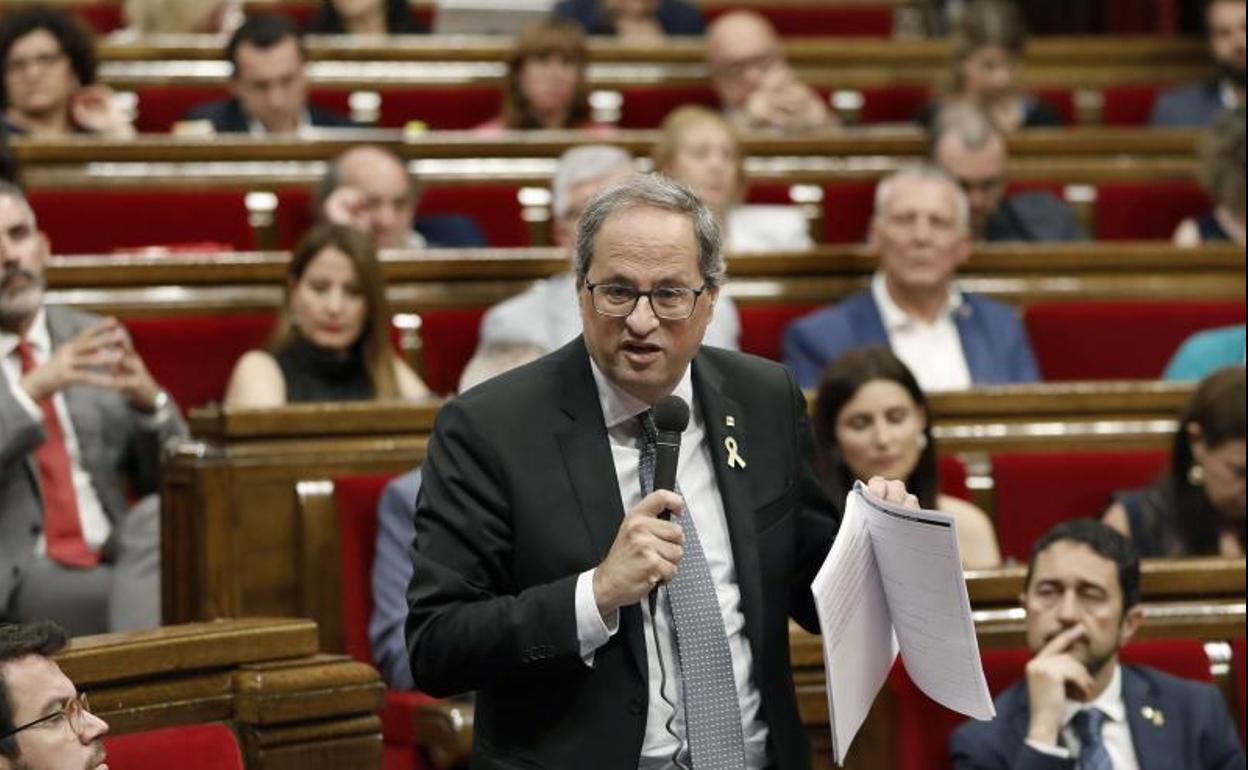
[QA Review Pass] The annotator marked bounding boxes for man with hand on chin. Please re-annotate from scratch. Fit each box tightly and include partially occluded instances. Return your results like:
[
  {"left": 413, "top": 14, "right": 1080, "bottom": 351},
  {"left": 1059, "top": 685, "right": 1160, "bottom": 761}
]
[{"left": 951, "top": 519, "right": 1243, "bottom": 769}]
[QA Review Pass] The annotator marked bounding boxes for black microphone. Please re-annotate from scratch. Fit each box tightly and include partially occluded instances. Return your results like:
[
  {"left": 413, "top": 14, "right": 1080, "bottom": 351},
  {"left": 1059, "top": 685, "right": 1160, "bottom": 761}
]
[{"left": 651, "top": 395, "right": 690, "bottom": 520}]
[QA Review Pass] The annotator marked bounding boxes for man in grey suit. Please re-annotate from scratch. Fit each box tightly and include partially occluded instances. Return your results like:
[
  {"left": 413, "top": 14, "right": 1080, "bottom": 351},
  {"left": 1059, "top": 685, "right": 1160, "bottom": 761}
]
[
  {"left": 0, "top": 182, "right": 187, "bottom": 636},
  {"left": 1151, "top": 0, "right": 1244, "bottom": 127}
]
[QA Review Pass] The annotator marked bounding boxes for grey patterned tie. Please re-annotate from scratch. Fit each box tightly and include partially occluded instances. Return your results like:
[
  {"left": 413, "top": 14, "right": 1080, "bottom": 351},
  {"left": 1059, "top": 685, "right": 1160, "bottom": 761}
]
[
  {"left": 638, "top": 410, "right": 747, "bottom": 770},
  {"left": 1071, "top": 708, "right": 1114, "bottom": 770}
]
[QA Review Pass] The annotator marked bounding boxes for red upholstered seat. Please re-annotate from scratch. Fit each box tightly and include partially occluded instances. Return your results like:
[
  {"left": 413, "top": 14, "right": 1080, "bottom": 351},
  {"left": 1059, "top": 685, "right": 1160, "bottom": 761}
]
[
  {"left": 1101, "top": 84, "right": 1165, "bottom": 126},
  {"left": 66, "top": 4, "right": 124, "bottom": 33},
  {"left": 420, "top": 186, "right": 529, "bottom": 247},
  {"left": 821, "top": 180, "right": 878, "bottom": 243},
  {"left": 937, "top": 455, "right": 971, "bottom": 502},
  {"left": 131, "top": 86, "right": 231, "bottom": 133},
  {"left": 891, "top": 639, "right": 1211, "bottom": 770},
  {"left": 1032, "top": 88, "right": 1076, "bottom": 125},
  {"left": 991, "top": 449, "right": 1169, "bottom": 562},
  {"left": 124, "top": 313, "right": 275, "bottom": 410},
  {"left": 103, "top": 723, "right": 244, "bottom": 770},
  {"left": 418, "top": 307, "right": 491, "bottom": 395},
  {"left": 375, "top": 86, "right": 502, "bottom": 129},
  {"left": 617, "top": 86, "right": 720, "bottom": 129},
  {"left": 858, "top": 85, "right": 931, "bottom": 124},
  {"left": 1095, "top": 181, "right": 1213, "bottom": 240},
  {"left": 737, "top": 302, "right": 823, "bottom": 361},
  {"left": 702, "top": 4, "right": 894, "bottom": 36},
  {"left": 1023, "top": 300, "right": 1246, "bottom": 380},
  {"left": 28, "top": 189, "right": 256, "bottom": 253}
]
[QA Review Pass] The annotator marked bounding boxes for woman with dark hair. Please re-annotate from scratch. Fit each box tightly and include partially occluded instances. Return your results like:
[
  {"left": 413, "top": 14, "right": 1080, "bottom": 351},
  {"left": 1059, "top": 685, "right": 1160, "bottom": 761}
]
[
  {"left": 1104, "top": 366, "right": 1246, "bottom": 556},
  {"left": 306, "top": 0, "right": 425, "bottom": 35},
  {"left": 476, "top": 18, "right": 597, "bottom": 132},
  {"left": 918, "top": 0, "right": 1062, "bottom": 133},
  {"left": 1173, "top": 107, "right": 1246, "bottom": 246},
  {"left": 814, "top": 346, "right": 1001, "bottom": 568},
  {"left": 0, "top": 5, "right": 133, "bottom": 137},
  {"left": 224, "top": 223, "right": 428, "bottom": 406}
]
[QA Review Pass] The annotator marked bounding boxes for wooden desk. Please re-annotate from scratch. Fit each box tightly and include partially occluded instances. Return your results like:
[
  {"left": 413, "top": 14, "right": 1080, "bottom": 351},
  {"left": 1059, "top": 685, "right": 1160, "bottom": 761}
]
[{"left": 57, "top": 618, "right": 384, "bottom": 770}]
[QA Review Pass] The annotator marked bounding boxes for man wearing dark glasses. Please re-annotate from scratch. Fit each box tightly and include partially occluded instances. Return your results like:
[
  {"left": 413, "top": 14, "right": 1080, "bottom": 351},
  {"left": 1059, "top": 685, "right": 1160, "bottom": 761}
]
[{"left": 0, "top": 620, "right": 106, "bottom": 770}]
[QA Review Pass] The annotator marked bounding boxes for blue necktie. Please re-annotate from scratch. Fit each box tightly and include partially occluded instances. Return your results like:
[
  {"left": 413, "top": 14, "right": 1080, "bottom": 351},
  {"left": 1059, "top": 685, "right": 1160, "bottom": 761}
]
[
  {"left": 638, "top": 411, "right": 746, "bottom": 770},
  {"left": 1071, "top": 708, "right": 1113, "bottom": 770}
]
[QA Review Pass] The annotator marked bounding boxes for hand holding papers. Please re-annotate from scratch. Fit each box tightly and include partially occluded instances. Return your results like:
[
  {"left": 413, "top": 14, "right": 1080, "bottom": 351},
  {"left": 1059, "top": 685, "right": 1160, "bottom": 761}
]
[{"left": 811, "top": 481, "right": 995, "bottom": 765}]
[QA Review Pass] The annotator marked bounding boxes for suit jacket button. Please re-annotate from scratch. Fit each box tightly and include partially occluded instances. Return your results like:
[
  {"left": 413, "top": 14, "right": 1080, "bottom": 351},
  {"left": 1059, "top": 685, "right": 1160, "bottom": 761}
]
[
  {"left": 628, "top": 696, "right": 644, "bottom": 715},
  {"left": 30, "top": 524, "right": 41, "bottom": 536}
]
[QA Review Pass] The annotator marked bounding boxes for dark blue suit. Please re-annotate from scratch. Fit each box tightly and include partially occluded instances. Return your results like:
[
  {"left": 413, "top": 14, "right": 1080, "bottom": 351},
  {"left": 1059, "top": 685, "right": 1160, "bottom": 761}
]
[
  {"left": 183, "top": 98, "right": 356, "bottom": 132},
  {"left": 950, "top": 665, "right": 1245, "bottom": 769},
  {"left": 553, "top": 0, "right": 705, "bottom": 35},
  {"left": 781, "top": 290, "right": 1040, "bottom": 389},
  {"left": 1149, "top": 80, "right": 1229, "bottom": 128}
]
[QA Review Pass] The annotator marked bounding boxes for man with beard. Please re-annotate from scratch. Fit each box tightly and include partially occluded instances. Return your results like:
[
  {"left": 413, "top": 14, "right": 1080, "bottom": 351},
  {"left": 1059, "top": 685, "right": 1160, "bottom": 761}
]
[
  {"left": 950, "top": 519, "right": 1244, "bottom": 769},
  {"left": 0, "top": 620, "right": 108, "bottom": 770},
  {"left": 1151, "top": 0, "right": 1245, "bottom": 127},
  {"left": 0, "top": 182, "right": 187, "bottom": 635}
]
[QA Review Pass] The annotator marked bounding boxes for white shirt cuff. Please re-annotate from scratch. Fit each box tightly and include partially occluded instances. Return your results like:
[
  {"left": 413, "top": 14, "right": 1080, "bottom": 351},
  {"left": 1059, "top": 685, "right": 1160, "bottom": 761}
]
[
  {"left": 1025, "top": 738, "right": 1071, "bottom": 759},
  {"left": 575, "top": 568, "right": 618, "bottom": 666}
]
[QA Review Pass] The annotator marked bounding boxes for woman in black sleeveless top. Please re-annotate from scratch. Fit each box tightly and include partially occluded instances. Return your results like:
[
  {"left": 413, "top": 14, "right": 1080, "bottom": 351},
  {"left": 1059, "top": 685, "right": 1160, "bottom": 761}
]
[{"left": 1173, "top": 108, "right": 1245, "bottom": 247}]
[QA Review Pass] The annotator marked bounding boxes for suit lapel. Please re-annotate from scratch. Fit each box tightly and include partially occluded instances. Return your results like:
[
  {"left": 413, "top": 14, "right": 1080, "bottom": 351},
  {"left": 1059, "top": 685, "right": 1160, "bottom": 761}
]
[
  {"left": 1123, "top": 666, "right": 1176, "bottom": 770},
  {"left": 953, "top": 301, "right": 993, "bottom": 382},
  {"left": 45, "top": 309, "right": 110, "bottom": 517},
  {"left": 691, "top": 354, "right": 766, "bottom": 666}
]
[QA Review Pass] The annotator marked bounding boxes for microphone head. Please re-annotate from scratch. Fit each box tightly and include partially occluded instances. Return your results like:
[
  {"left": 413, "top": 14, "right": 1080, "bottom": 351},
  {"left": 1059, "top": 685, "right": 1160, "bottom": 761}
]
[{"left": 653, "top": 395, "right": 690, "bottom": 434}]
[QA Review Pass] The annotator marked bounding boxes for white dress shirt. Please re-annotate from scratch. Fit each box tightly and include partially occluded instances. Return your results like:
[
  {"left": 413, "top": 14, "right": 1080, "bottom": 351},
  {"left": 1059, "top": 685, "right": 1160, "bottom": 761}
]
[
  {"left": 572, "top": 360, "right": 769, "bottom": 770},
  {"left": 1025, "top": 664, "right": 1142, "bottom": 770},
  {"left": 871, "top": 271, "right": 972, "bottom": 392},
  {"left": 0, "top": 309, "right": 112, "bottom": 552}
]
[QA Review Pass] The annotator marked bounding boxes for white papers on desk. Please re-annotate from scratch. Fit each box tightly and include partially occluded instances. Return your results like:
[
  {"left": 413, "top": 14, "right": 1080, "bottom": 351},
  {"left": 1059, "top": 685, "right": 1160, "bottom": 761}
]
[{"left": 811, "top": 482, "right": 995, "bottom": 765}]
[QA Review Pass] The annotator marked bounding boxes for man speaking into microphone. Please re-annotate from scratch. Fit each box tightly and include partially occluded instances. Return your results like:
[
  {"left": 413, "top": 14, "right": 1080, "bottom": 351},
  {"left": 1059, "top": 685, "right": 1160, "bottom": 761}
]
[{"left": 406, "top": 174, "right": 916, "bottom": 770}]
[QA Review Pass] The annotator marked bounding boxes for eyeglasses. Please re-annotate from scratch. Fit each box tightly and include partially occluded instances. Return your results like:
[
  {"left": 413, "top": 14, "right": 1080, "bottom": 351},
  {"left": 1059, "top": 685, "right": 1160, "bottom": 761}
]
[
  {"left": 710, "top": 49, "right": 781, "bottom": 80},
  {"left": 0, "top": 693, "right": 93, "bottom": 740},
  {"left": 585, "top": 282, "right": 709, "bottom": 321},
  {"left": 6, "top": 51, "right": 66, "bottom": 76}
]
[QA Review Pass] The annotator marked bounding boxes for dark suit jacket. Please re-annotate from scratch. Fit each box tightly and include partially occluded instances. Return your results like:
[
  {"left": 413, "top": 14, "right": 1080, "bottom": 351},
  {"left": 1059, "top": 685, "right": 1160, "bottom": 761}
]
[
  {"left": 406, "top": 339, "right": 839, "bottom": 770},
  {"left": 781, "top": 290, "right": 1041, "bottom": 389},
  {"left": 553, "top": 0, "right": 705, "bottom": 35},
  {"left": 1149, "top": 80, "right": 1228, "bottom": 128},
  {"left": 183, "top": 98, "right": 356, "bottom": 133},
  {"left": 950, "top": 665, "right": 1246, "bottom": 770},
  {"left": 986, "top": 192, "right": 1087, "bottom": 243}
]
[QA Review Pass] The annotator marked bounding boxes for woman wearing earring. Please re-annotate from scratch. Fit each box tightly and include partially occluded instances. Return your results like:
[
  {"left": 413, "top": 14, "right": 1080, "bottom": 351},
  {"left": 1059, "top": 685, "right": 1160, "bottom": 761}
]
[
  {"left": 813, "top": 346, "right": 1001, "bottom": 569},
  {"left": 1104, "top": 366, "right": 1246, "bottom": 557}
]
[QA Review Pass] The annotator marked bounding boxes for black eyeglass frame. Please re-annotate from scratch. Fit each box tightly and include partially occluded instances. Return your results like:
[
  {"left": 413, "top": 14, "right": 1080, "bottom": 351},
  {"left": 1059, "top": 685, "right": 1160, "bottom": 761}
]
[{"left": 584, "top": 281, "right": 711, "bottom": 321}]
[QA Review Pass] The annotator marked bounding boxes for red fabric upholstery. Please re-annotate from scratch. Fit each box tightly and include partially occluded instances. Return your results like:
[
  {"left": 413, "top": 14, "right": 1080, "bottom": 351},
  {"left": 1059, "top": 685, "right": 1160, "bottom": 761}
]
[
  {"left": 858, "top": 84, "right": 931, "bottom": 124},
  {"left": 1023, "top": 300, "right": 1246, "bottom": 381},
  {"left": 28, "top": 189, "right": 255, "bottom": 253},
  {"left": 1032, "top": 88, "right": 1076, "bottom": 125},
  {"left": 991, "top": 449, "right": 1168, "bottom": 562},
  {"left": 737, "top": 302, "right": 823, "bottom": 361},
  {"left": 124, "top": 313, "right": 275, "bottom": 410},
  {"left": 821, "top": 180, "right": 878, "bottom": 243},
  {"left": 1095, "top": 181, "right": 1214, "bottom": 240},
  {"left": 375, "top": 87, "right": 502, "bottom": 129},
  {"left": 276, "top": 187, "right": 318, "bottom": 250},
  {"left": 744, "top": 182, "right": 795, "bottom": 205},
  {"left": 938, "top": 455, "right": 971, "bottom": 502},
  {"left": 132, "top": 86, "right": 231, "bottom": 133},
  {"left": 891, "top": 639, "right": 1210, "bottom": 770},
  {"left": 68, "top": 4, "right": 124, "bottom": 33},
  {"left": 418, "top": 307, "right": 491, "bottom": 395},
  {"left": 104, "top": 723, "right": 244, "bottom": 770},
  {"left": 1233, "top": 638, "right": 1247, "bottom": 745},
  {"left": 421, "top": 185, "right": 529, "bottom": 247},
  {"left": 1101, "top": 84, "right": 1164, "bottom": 126},
  {"left": 702, "top": 5, "right": 894, "bottom": 36},
  {"left": 617, "top": 86, "right": 720, "bottom": 129}
]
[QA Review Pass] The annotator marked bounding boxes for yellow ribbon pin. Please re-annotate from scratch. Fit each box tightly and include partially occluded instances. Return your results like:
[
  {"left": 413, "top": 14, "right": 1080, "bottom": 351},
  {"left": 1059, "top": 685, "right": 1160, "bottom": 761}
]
[{"left": 725, "top": 437, "right": 746, "bottom": 469}]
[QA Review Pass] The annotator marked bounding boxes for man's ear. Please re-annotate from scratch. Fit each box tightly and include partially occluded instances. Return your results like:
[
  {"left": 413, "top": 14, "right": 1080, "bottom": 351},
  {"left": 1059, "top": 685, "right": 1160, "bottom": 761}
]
[{"left": 1118, "top": 604, "right": 1145, "bottom": 647}]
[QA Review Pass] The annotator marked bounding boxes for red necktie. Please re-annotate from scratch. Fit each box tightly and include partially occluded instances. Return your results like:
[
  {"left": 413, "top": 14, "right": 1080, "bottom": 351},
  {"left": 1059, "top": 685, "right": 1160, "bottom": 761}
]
[{"left": 16, "top": 340, "right": 99, "bottom": 568}]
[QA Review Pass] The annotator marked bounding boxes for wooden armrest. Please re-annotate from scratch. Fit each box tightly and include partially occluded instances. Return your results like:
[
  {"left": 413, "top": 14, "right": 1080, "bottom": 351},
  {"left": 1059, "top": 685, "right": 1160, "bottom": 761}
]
[{"left": 416, "top": 698, "right": 475, "bottom": 770}]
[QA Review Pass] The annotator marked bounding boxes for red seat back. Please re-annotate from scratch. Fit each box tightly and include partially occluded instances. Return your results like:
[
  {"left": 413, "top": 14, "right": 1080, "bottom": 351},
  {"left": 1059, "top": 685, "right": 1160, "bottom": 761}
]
[
  {"left": 1032, "top": 88, "right": 1076, "bottom": 125},
  {"left": 62, "top": 4, "right": 123, "bottom": 33},
  {"left": 124, "top": 313, "right": 275, "bottom": 410},
  {"left": 376, "top": 86, "right": 502, "bottom": 129},
  {"left": 991, "top": 449, "right": 1169, "bottom": 562},
  {"left": 421, "top": 185, "right": 529, "bottom": 247},
  {"left": 1095, "top": 181, "right": 1214, "bottom": 240},
  {"left": 132, "top": 86, "right": 232, "bottom": 133},
  {"left": 617, "top": 86, "right": 720, "bottom": 129},
  {"left": 418, "top": 307, "right": 491, "bottom": 395},
  {"left": 737, "top": 302, "right": 823, "bottom": 361},
  {"left": 938, "top": 455, "right": 971, "bottom": 502},
  {"left": 1023, "top": 300, "right": 1247, "bottom": 380},
  {"left": 858, "top": 85, "right": 931, "bottom": 124},
  {"left": 104, "top": 723, "right": 244, "bottom": 770},
  {"left": 702, "top": 4, "right": 894, "bottom": 36},
  {"left": 893, "top": 639, "right": 1211, "bottom": 770},
  {"left": 1101, "top": 84, "right": 1164, "bottom": 126},
  {"left": 821, "top": 180, "right": 879, "bottom": 243},
  {"left": 29, "top": 189, "right": 255, "bottom": 253},
  {"left": 332, "top": 473, "right": 395, "bottom": 665}
]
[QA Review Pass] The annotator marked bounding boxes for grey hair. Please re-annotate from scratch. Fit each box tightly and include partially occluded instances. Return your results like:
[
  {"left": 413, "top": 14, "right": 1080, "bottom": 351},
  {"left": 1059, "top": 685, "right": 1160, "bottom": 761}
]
[
  {"left": 929, "top": 102, "right": 1005, "bottom": 154},
  {"left": 874, "top": 163, "right": 970, "bottom": 234},
  {"left": 0, "top": 180, "right": 36, "bottom": 227},
  {"left": 574, "top": 173, "right": 724, "bottom": 287},
  {"left": 552, "top": 145, "right": 634, "bottom": 220}
]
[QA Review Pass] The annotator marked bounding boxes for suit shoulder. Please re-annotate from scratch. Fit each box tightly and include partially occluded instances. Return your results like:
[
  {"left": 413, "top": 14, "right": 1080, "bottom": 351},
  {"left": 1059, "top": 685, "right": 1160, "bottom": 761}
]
[
  {"left": 788, "top": 290, "right": 873, "bottom": 335},
  {"left": 441, "top": 349, "right": 566, "bottom": 422},
  {"left": 963, "top": 291, "right": 1022, "bottom": 319},
  {"left": 1127, "top": 664, "right": 1225, "bottom": 701},
  {"left": 950, "top": 679, "right": 1027, "bottom": 750}
]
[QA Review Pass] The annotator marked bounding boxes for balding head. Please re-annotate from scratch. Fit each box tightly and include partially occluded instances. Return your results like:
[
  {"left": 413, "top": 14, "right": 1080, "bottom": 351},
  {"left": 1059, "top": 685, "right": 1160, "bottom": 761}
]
[
  {"left": 326, "top": 145, "right": 416, "bottom": 249},
  {"left": 706, "top": 11, "right": 783, "bottom": 111},
  {"left": 930, "top": 105, "right": 1009, "bottom": 235}
]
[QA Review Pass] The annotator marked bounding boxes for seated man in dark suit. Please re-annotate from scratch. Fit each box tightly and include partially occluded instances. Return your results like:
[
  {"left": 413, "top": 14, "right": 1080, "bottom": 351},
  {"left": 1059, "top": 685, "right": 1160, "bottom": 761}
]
[
  {"left": 183, "top": 13, "right": 355, "bottom": 134},
  {"left": 783, "top": 164, "right": 1039, "bottom": 390},
  {"left": 951, "top": 518, "right": 1244, "bottom": 769},
  {"left": 1151, "top": 0, "right": 1245, "bottom": 127},
  {"left": 932, "top": 104, "right": 1086, "bottom": 243},
  {"left": 317, "top": 144, "right": 484, "bottom": 250}
]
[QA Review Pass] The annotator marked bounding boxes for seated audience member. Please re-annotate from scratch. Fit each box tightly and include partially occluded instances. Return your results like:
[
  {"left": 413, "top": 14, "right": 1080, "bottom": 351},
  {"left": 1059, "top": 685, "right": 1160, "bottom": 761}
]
[
  {"left": 0, "top": 181, "right": 187, "bottom": 636},
  {"left": 705, "top": 11, "right": 836, "bottom": 133},
  {"left": 554, "top": 0, "right": 704, "bottom": 39},
  {"left": 462, "top": 146, "right": 740, "bottom": 383},
  {"left": 950, "top": 518, "right": 1244, "bottom": 769},
  {"left": 918, "top": 0, "right": 1063, "bottom": 132},
  {"left": 224, "top": 223, "right": 429, "bottom": 406},
  {"left": 1151, "top": 0, "right": 1245, "bottom": 127},
  {"left": 813, "top": 346, "right": 1001, "bottom": 568},
  {"left": 652, "top": 105, "right": 814, "bottom": 252},
  {"left": 783, "top": 164, "right": 1039, "bottom": 390},
  {"left": 120, "top": 0, "right": 243, "bottom": 35},
  {"left": 1173, "top": 108, "right": 1246, "bottom": 246},
  {"left": 318, "top": 145, "right": 486, "bottom": 250},
  {"left": 0, "top": 620, "right": 110, "bottom": 769},
  {"left": 1104, "top": 366, "right": 1245, "bottom": 557},
  {"left": 306, "top": 0, "right": 425, "bottom": 35},
  {"left": 183, "top": 14, "right": 355, "bottom": 134},
  {"left": 0, "top": 7, "right": 134, "bottom": 138},
  {"left": 1164, "top": 324, "right": 1246, "bottom": 380},
  {"left": 477, "top": 18, "right": 599, "bottom": 132},
  {"left": 931, "top": 103, "right": 1085, "bottom": 242}
]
